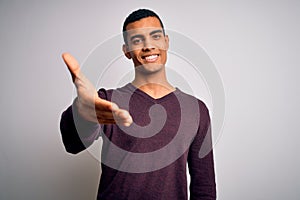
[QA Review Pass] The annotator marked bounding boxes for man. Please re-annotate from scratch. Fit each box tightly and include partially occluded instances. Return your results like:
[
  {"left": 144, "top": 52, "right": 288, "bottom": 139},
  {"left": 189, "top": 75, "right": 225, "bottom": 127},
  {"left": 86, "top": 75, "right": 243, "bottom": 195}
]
[{"left": 60, "top": 9, "right": 216, "bottom": 199}]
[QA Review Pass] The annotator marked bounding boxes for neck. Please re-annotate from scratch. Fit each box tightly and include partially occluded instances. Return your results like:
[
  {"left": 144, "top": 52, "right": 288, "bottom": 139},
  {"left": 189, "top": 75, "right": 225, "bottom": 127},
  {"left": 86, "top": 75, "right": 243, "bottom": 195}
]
[{"left": 131, "top": 68, "right": 175, "bottom": 99}]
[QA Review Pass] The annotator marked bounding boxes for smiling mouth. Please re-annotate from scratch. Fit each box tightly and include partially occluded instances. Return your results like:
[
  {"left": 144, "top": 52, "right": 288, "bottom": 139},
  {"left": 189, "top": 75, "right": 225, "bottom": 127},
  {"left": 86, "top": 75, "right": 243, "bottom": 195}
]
[{"left": 142, "top": 54, "right": 159, "bottom": 62}]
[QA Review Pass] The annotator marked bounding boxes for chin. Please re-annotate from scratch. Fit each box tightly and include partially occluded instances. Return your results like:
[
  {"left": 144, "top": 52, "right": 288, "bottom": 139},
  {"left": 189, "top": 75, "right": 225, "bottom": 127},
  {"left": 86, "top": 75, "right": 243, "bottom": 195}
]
[{"left": 135, "top": 63, "right": 164, "bottom": 74}]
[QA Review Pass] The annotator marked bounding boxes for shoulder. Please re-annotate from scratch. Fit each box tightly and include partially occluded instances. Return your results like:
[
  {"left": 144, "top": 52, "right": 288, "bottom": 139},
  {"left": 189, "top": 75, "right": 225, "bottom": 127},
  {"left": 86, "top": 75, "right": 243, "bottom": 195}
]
[
  {"left": 175, "top": 89, "right": 210, "bottom": 115},
  {"left": 97, "top": 83, "right": 133, "bottom": 101}
]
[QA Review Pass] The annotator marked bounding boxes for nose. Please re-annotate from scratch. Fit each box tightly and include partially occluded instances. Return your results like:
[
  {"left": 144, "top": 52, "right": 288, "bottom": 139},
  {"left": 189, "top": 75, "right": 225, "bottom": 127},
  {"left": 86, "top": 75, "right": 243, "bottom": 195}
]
[{"left": 142, "top": 38, "right": 155, "bottom": 51}]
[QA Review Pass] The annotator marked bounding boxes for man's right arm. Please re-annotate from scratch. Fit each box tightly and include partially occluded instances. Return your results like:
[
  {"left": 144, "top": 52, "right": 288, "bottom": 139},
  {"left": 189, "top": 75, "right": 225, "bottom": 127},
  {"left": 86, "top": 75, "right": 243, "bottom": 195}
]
[
  {"left": 59, "top": 53, "right": 133, "bottom": 154},
  {"left": 60, "top": 99, "right": 101, "bottom": 154}
]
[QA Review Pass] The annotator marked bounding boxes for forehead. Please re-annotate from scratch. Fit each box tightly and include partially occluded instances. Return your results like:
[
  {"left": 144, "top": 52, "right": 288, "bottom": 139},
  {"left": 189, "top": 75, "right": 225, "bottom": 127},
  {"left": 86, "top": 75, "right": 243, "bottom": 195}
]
[{"left": 125, "top": 17, "right": 163, "bottom": 35}]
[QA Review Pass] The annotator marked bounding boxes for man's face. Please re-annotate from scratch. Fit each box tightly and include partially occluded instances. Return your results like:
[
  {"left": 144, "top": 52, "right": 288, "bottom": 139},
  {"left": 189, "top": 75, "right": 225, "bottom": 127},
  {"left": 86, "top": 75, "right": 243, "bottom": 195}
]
[{"left": 123, "top": 17, "right": 169, "bottom": 74}]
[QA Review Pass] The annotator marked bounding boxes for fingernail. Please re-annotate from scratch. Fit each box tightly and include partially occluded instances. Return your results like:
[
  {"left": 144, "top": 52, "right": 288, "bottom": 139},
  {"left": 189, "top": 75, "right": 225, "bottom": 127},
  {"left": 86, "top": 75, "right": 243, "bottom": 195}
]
[{"left": 124, "top": 122, "right": 131, "bottom": 127}]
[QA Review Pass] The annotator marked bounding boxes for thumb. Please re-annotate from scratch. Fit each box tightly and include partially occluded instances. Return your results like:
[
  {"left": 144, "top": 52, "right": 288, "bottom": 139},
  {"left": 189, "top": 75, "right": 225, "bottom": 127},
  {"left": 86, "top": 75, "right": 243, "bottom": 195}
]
[{"left": 62, "top": 52, "right": 81, "bottom": 82}]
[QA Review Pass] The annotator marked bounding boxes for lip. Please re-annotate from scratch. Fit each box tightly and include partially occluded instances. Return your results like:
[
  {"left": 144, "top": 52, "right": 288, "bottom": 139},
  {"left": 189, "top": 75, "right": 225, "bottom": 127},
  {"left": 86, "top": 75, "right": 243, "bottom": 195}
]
[{"left": 141, "top": 54, "right": 159, "bottom": 63}]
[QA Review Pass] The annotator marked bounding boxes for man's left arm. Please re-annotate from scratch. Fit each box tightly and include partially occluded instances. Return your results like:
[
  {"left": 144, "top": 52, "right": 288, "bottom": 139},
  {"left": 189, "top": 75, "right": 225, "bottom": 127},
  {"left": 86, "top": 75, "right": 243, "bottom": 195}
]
[{"left": 188, "top": 103, "right": 216, "bottom": 200}]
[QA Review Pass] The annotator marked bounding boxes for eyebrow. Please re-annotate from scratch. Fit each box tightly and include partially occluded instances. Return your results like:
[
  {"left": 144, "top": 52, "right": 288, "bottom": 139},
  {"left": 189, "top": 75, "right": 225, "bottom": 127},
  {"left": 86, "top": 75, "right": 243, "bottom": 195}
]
[
  {"left": 150, "top": 29, "right": 163, "bottom": 35},
  {"left": 130, "top": 34, "right": 143, "bottom": 41},
  {"left": 130, "top": 29, "right": 163, "bottom": 41}
]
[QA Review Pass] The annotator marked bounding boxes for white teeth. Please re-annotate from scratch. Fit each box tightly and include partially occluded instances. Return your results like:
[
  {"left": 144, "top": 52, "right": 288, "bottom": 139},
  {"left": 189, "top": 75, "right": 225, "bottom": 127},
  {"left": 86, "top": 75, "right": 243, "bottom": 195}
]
[{"left": 145, "top": 55, "right": 158, "bottom": 62}]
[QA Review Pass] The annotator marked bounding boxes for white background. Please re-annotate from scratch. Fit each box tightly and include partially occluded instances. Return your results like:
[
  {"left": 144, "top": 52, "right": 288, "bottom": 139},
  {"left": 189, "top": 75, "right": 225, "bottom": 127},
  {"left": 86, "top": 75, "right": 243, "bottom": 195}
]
[{"left": 0, "top": 0, "right": 299, "bottom": 199}]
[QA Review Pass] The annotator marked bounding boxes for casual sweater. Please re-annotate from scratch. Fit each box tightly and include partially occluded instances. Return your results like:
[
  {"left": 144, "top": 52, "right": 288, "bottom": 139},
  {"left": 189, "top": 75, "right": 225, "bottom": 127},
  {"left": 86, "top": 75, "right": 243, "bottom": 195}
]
[{"left": 60, "top": 83, "right": 216, "bottom": 200}]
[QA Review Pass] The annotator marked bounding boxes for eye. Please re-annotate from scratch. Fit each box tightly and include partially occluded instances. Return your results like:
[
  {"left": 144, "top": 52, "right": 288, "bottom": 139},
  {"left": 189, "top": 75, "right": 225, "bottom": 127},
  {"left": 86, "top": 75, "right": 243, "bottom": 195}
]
[
  {"left": 132, "top": 38, "right": 143, "bottom": 45},
  {"left": 152, "top": 34, "right": 162, "bottom": 40}
]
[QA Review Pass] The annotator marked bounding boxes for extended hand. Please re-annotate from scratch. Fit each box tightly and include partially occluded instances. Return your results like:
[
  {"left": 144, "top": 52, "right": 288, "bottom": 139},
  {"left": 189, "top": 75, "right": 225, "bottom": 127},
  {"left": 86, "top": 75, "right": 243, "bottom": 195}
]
[{"left": 62, "top": 53, "right": 133, "bottom": 127}]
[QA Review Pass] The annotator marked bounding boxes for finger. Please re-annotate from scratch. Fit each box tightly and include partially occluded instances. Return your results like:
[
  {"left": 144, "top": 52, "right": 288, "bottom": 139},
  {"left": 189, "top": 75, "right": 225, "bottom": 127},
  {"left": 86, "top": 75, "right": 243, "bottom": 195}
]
[
  {"left": 96, "top": 106, "right": 132, "bottom": 125},
  {"left": 123, "top": 122, "right": 132, "bottom": 127},
  {"left": 97, "top": 118, "right": 116, "bottom": 124},
  {"left": 97, "top": 109, "right": 132, "bottom": 126},
  {"left": 114, "top": 109, "right": 130, "bottom": 119},
  {"left": 115, "top": 117, "right": 133, "bottom": 127},
  {"left": 95, "top": 97, "right": 119, "bottom": 111},
  {"left": 114, "top": 109, "right": 133, "bottom": 126},
  {"left": 95, "top": 110, "right": 115, "bottom": 120},
  {"left": 62, "top": 52, "right": 81, "bottom": 82}
]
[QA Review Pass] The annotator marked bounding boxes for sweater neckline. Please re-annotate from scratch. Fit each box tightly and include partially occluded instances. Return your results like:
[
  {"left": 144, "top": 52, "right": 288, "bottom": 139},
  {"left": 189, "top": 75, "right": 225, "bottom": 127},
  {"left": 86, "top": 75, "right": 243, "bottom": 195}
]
[{"left": 125, "top": 83, "right": 180, "bottom": 103}]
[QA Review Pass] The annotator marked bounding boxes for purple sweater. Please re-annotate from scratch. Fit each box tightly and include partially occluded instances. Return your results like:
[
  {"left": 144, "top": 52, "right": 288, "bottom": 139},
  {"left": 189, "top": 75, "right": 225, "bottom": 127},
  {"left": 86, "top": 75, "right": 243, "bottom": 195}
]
[{"left": 60, "top": 83, "right": 216, "bottom": 200}]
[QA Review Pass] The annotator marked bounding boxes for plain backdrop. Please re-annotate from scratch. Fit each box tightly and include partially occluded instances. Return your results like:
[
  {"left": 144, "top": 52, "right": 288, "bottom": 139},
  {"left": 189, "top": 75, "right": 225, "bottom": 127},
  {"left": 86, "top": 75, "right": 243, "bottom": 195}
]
[{"left": 0, "top": 0, "right": 299, "bottom": 199}]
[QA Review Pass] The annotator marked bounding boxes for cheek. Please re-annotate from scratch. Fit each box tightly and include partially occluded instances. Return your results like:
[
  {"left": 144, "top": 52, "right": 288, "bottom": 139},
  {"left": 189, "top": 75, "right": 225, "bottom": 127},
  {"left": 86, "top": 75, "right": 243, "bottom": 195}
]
[
  {"left": 128, "top": 44, "right": 143, "bottom": 52},
  {"left": 130, "top": 51, "right": 142, "bottom": 64},
  {"left": 160, "top": 50, "right": 167, "bottom": 60},
  {"left": 158, "top": 40, "right": 168, "bottom": 51},
  {"left": 129, "top": 50, "right": 139, "bottom": 58}
]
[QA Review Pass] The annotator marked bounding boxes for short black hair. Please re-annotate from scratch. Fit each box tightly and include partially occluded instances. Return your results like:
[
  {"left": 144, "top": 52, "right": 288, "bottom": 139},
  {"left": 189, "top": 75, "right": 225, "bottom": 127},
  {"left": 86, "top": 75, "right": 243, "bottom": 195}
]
[{"left": 122, "top": 9, "right": 165, "bottom": 44}]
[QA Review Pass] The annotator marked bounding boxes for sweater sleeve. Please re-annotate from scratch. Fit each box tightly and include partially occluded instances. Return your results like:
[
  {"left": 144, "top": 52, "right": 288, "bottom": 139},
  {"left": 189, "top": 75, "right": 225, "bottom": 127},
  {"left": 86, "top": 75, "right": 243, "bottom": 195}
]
[
  {"left": 59, "top": 89, "right": 107, "bottom": 154},
  {"left": 188, "top": 103, "right": 216, "bottom": 200}
]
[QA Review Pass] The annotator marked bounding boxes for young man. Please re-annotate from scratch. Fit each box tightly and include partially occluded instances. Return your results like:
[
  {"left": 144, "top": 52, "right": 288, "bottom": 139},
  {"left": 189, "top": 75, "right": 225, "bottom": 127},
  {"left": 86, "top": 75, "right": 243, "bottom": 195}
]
[{"left": 60, "top": 9, "right": 216, "bottom": 200}]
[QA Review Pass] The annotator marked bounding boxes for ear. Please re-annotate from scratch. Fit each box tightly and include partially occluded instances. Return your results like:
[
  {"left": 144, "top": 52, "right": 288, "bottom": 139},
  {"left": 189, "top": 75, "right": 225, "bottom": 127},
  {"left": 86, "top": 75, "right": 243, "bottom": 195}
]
[
  {"left": 122, "top": 44, "right": 132, "bottom": 59},
  {"left": 164, "top": 35, "right": 169, "bottom": 50}
]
